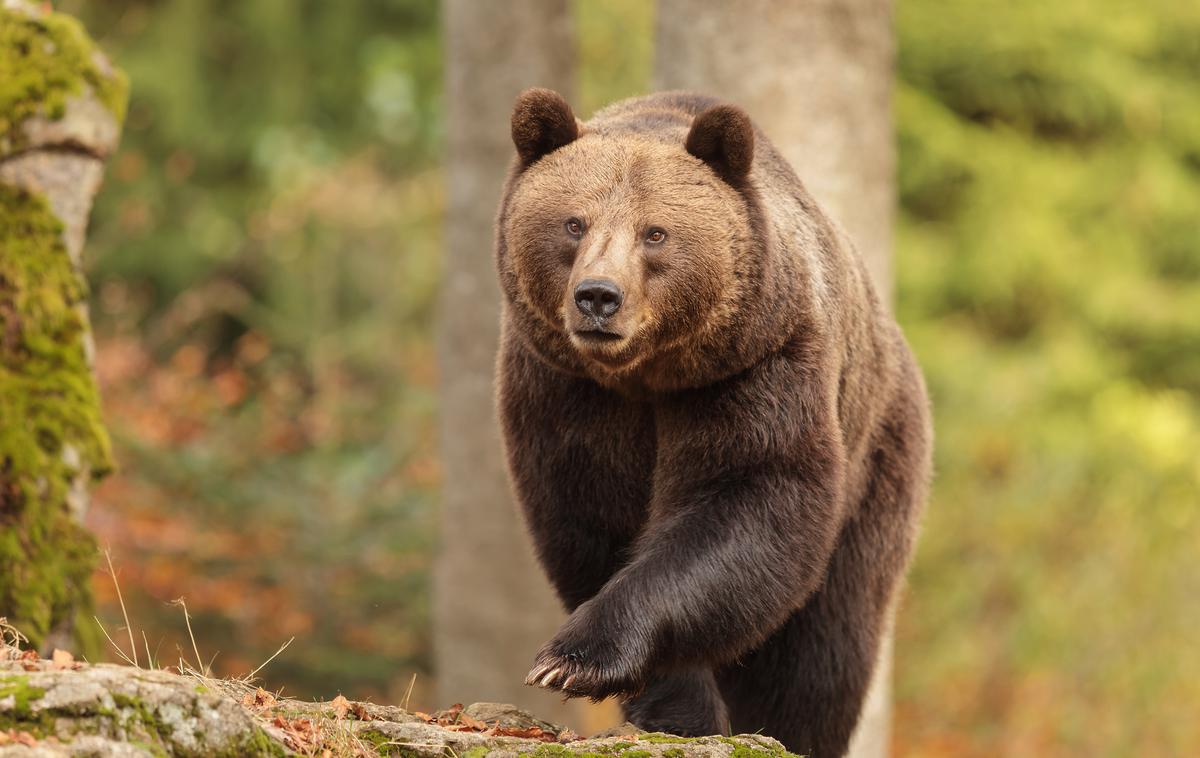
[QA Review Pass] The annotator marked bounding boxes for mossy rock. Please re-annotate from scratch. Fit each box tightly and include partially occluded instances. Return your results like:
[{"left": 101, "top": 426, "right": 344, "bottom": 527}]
[
  {"left": 0, "top": 663, "right": 286, "bottom": 756},
  {"left": 0, "top": 661, "right": 803, "bottom": 757}
]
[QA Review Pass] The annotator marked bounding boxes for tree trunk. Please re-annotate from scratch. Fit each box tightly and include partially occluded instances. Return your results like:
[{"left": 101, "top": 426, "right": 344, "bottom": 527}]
[
  {"left": 436, "top": 0, "right": 590, "bottom": 728},
  {"left": 0, "top": 1, "right": 127, "bottom": 654},
  {"left": 654, "top": 1, "right": 897, "bottom": 755}
]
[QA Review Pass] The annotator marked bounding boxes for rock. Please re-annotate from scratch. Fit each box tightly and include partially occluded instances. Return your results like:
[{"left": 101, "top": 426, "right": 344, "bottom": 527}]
[
  {"left": 461, "top": 702, "right": 562, "bottom": 732},
  {"left": 0, "top": 661, "right": 275, "bottom": 756},
  {"left": 0, "top": 658, "right": 798, "bottom": 757},
  {"left": 591, "top": 722, "right": 643, "bottom": 738}
]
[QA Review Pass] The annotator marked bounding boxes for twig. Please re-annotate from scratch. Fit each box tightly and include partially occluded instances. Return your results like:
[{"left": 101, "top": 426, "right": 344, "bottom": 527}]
[
  {"left": 141, "top": 629, "right": 154, "bottom": 669},
  {"left": 403, "top": 672, "right": 418, "bottom": 711},
  {"left": 246, "top": 636, "right": 295, "bottom": 681},
  {"left": 104, "top": 549, "right": 138, "bottom": 667},
  {"left": 171, "top": 598, "right": 204, "bottom": 675},
  {"left": 93, "top": 616, "right": 137, "bottom": 667}
]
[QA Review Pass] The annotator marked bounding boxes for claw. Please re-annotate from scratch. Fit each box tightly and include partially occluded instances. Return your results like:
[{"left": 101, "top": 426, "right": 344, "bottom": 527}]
[
  {"left": 539, "top": 667, "right": 562, "bottom": 688},
  {"left": 561, "top": 674, "right": 577, "bottom": 691},
  {"left": 525, "top": 663, "right": 548, "bottom": 686}
]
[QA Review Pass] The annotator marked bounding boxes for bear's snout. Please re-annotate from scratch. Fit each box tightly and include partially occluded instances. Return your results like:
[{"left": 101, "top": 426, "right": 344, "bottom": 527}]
[{"left": 573, "top": 278, "right": 624, "bottom": 321}]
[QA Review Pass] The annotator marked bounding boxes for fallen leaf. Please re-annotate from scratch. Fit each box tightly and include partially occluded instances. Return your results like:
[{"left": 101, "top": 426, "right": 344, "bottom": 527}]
[
  {"left": 488, "top": 725, "right": 557, "bottom": 742},
  {"left": 276, "top": 717, "right": 322, "bottom": 752},
  {"left": 243, "top": 687, "right": 277, "bottom": 709},
  {"left": 351, "top": 702, "right": 374, "bottom": 721},
  {"left": 0, "top": 730, "right": 39, "bottom": 747},
  {"left": 433, "top": 702, "right": 465, "bottom": 725},
  {"left": 330, "top": 694, "right": 351, "bottom": 719},
  {"left": 51, "top": 649, "right": 74, "bottom": 669}
]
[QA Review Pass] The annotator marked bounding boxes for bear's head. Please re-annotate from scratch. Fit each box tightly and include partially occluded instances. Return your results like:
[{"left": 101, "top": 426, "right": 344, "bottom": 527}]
[{"left": 498, "top": 88, "right": 798, "bottom": 392}]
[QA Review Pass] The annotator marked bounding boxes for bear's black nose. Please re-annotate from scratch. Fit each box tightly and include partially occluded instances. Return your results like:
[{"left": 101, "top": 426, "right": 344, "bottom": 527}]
[{"left": 574, "top": 278, "right": 623, "bottom": 320}]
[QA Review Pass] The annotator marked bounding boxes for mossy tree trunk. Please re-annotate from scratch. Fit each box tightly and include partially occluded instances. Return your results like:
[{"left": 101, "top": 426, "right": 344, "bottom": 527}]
[
  {"left": 0, "top": 0, "right": 127, "bottom": 654},
  {"left": 655, "top": 2, "right": 897, "bottom": 756}
]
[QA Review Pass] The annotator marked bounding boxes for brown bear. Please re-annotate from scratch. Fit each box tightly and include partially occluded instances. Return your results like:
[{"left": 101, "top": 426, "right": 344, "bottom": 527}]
[{"left": 494, "top": 88, "right": 932, "bottom": 758}]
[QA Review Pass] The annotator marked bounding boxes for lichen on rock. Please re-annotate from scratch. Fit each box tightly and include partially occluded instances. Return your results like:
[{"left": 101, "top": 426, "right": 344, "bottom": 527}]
[
  {"left": 0, "top": 658, "right": 800, "bottom": 757},
  {"left": 0, "top": 0, "right": 129, "bottom": 158},
  {"left": 0, "top": 183, "right": 112, "bottom": 651}
]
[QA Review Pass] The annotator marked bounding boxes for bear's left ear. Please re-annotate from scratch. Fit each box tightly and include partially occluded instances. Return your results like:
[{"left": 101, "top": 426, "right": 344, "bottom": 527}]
[
  {"left": 511, "top": 88, "right": 579, "bottom": 168},
  {"left": 686, "top": 104, "right": 755, "bottom": 185}
]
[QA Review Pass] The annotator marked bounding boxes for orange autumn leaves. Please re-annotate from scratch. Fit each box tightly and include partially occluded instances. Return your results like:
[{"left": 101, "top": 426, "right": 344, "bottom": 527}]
[{"left": 410, "top": 703, "right": 580, "bottom": 743}]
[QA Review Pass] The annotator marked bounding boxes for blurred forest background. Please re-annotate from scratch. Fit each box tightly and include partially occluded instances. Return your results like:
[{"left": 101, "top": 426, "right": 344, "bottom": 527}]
[{"left": 49, "top": 0, "right": 1200, "bottom": 755}]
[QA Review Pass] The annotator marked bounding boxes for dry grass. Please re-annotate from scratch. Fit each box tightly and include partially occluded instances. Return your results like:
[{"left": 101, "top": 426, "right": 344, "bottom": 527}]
[
  {"left": 87, "top": 554, "right": 383, "bottom": 757},
  {"left": 0, "top": 554, "right": 413, "bottom": 756},
  {"left": 0, "top": 617, "right": 28, "bottom": 659}
]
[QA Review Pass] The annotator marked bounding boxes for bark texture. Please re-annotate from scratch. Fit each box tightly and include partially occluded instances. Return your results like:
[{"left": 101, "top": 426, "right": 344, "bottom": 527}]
[
  {"left": 654, "top": 0, "right": 895, "bottom": 306},
  {"left": 436, "top": 0, "right": 589, "bottom": 729},
  {"left": 0, "top": 0, "right": 126, "bottom": 655},
  {"left": 655, "top": 2, "right": 897, "bottom": 756}
]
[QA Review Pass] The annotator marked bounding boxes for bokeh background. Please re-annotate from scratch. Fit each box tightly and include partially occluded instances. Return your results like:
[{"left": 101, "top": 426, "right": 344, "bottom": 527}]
[{"left": 52, "top": 0, "right": 1199, "bottom": 755}]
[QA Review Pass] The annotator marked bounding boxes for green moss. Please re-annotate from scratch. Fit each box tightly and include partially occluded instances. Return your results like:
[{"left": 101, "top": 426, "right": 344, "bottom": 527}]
[
  {"left": 619, "top": 734, "right": 797, "bottom": 758},
  {"left": 109, "top": 692, "right": 288, "bottom": 757},
  {"left": 461, "top": 747, "right": 489, "bottom": 758},
  {"left": 0, "top": 674, "right": 46, "bottom": 716},
  {"left": 728, "top": 746, "right": 781, "bottom": 758},
  {"left": 220, "top": 728, "right": 290, "bottom": 758},
  {"left": 0, "top": 4, "right": 128, "bottom": 156},
  {"left": 362, "top": 739, "right": 437, "bottom": 758},
  {"left": 0, "top": 674, "right": 53, "bottom": 736},
  {"left": 0, "top": 676, "right": 287, "bottom": 755},
  {"left": 358, "top": 727, "right": 409, "bottom": 757},
  {"left": 526, "top": 744, "right": 661, "bottom": 758},
  {"left": 0, "top": 184, "right": 112, "bottom": 653}
]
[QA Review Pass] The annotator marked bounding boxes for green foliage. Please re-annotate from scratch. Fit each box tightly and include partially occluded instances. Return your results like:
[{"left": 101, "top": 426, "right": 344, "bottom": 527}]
[
  {"left": 895, "top": 1, "right": 1200, "bottom": 753},
  {"left": 64, "top": 0, "right": 441, "bottom": 312},
  {"left": 0, "top": 4, "right": 128, "bottom": 156},
  {"left": 61, "top": 0, "right": 442, "bottom": 699},
  {"left": 0, "top": 185, "right": 111, "bottom": 651},
  {"left": 574, "top": 0, "right": 654, "bottom": 117}
]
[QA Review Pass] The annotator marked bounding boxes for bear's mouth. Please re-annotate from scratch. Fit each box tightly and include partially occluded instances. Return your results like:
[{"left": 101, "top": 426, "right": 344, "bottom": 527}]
[{"left": 573, "top": 329, "right": 624, "bottom": 343}]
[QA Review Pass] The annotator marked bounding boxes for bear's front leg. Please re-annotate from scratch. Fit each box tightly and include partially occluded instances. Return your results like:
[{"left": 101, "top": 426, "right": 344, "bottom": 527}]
[
  {"left": 498, "top": 335, "right": 656, "bottom": 610},
  {"left": 528, "top": 351, "right": 848, "bottom": 701}
]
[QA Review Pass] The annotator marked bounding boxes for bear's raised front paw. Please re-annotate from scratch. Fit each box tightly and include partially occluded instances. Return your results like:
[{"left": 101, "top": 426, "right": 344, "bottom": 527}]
[{"left": 524, "top": 633, "right": 645, "bottom": 700}]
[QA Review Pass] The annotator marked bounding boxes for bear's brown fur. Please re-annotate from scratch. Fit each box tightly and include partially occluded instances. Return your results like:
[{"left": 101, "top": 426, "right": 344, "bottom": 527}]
[{"left": 494, "top": 88, "right": 932, "bottom": 758}]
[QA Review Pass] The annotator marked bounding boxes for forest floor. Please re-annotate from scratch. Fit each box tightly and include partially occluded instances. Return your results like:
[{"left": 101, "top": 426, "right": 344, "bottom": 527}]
[{"left": 0, "top": 638, "right": 793, "bottom": 758}]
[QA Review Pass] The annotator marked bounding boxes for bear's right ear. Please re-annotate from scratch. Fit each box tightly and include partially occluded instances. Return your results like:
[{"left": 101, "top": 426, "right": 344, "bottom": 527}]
[
  {"left": 686, "top": 104, "right": 755, "bottom": 185},
  {"left": 511, "top": 88, "right": 579, "bottom": 168}
]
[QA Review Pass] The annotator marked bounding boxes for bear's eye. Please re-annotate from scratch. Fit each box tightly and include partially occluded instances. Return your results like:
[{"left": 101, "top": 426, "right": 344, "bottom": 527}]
[
  {"left": 645, "top": 228, "right": 667, "bottom": 245},
  {"left": 565, "top": 218, "right": 585, "bottom": 238}
]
